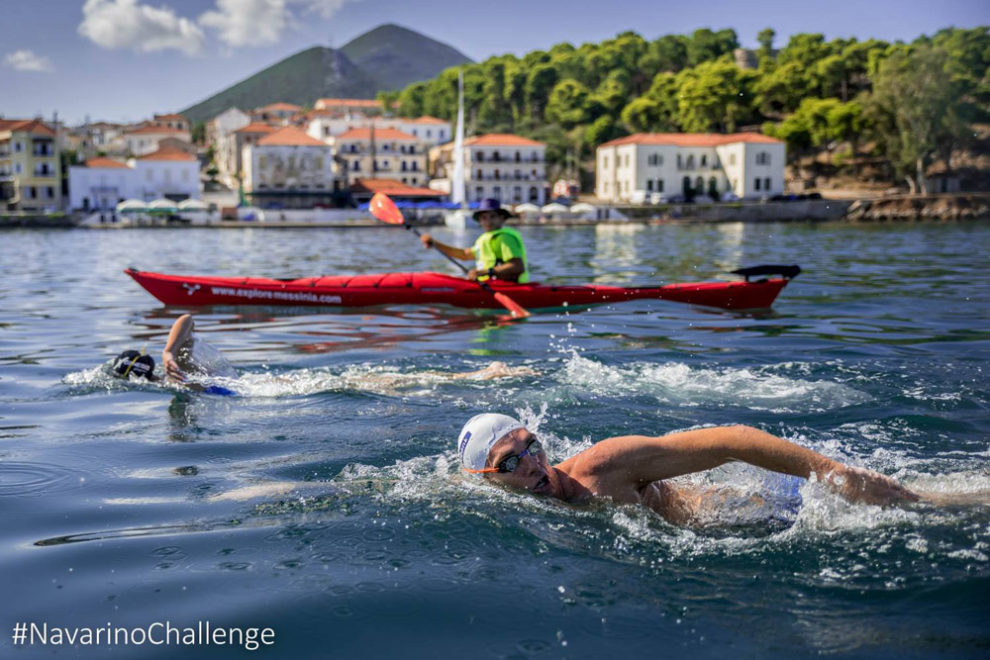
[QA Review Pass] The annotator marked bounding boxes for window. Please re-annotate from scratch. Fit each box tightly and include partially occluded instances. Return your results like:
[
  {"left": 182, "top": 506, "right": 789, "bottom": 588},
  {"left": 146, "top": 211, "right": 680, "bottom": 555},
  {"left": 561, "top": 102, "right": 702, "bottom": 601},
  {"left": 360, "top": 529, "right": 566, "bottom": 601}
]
[
  {"left": 411, "top": 161, "right": 418, "bottom": 171},
  {"left": 515, "top": 151, "right": 521, "bottom": 162},
  {"left": 754, "top": 178, "right": 761, "bottom": 190},
  {"left": 756, "top": 151, "right": 770, "bottom": 165},
  {"left": 625, "top": 154, "right": 630, "bottom": 167},
  {"left": 513, "top": 186, "right": 521, "bottom": 201},
  {"left": 476, "top": 186, "right": 484, "bottom": 199},
  {"left": 493, "top": 186, "right": 501, "bottom": 200},
  {"left": 477, "top": 152, "right": 484, "bottom": 162},
  {"left": 477, "top": 168, "right": 483, "bottom": 179},
  {"left": 45, "top": 187, "right": 54, "bottom": 198},
  {"left": 676, "top": 154, "right": 682, "bottom": 169},
  {"left": 701, "top": 155, "right": 707, "bottom": 168},
  {"left": 657, "top": 179, "right": 664, "bottom": 192},
  {"left": 353, "top": 161, "right": 360, "bottom": 171},
  {"left": 426, "top": 130, "right": 432, "bottom": 138},
  {"left": 686, "top": 155, "right": 695, "bottom": 170},
  {"left": 401, "top": 161, "right": 407, "bottom": 172},
  {"left": 603, "top": 156, "right": 608, "bottom": 169},
  {"left": 764, "top": 177, "right": 771, "bottom": 190},
  {"left": 729, "top": 154, "right": 736, "bottom": 166},
  {"left": 647, "top": 180, "right": 653, "bottom": 191}
]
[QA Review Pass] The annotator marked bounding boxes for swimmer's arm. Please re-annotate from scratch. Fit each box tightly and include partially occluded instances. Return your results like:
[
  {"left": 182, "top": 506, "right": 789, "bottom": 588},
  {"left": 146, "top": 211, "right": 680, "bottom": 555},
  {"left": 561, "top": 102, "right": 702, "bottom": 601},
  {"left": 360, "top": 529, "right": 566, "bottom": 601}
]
[
  {"left": 162, "top": 314, "right": 194, "bottom": 382},
  {"left": 588, "top": 426, "right": 919, "bottom": 506}
]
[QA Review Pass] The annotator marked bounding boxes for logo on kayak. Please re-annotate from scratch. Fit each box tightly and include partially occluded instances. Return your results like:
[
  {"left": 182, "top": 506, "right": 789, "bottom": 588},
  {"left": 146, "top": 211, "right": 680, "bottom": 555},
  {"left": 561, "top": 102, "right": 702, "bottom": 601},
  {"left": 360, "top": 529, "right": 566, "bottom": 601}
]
[{"left": 182, "top": 283, "right": 201, "bottom": 296}]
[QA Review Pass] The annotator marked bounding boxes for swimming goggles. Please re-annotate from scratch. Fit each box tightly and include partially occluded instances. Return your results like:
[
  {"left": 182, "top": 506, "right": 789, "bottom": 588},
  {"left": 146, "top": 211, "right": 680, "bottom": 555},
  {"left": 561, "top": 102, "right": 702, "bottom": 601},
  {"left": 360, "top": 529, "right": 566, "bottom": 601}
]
[{"left": 465, "top": 439, "right": 543, "bottom": 474}]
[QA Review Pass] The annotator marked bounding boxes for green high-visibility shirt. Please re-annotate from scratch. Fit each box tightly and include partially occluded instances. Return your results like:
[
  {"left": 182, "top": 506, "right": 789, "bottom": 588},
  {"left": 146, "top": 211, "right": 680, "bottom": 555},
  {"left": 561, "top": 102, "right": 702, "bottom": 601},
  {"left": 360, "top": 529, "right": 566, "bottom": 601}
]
[{"left": 471, "top": 227, "right": 529, "bottom": 283}]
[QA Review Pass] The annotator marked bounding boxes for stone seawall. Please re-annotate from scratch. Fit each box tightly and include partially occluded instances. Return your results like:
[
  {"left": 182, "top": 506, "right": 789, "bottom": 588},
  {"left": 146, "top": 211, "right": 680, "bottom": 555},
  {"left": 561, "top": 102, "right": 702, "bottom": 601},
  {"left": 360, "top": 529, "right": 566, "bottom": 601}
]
[
  {"left": 843, "top": 193, "right": 990, "bottom": 221},
  {"left": 617, "top": 199, "right": 853, "bottom": 223}
]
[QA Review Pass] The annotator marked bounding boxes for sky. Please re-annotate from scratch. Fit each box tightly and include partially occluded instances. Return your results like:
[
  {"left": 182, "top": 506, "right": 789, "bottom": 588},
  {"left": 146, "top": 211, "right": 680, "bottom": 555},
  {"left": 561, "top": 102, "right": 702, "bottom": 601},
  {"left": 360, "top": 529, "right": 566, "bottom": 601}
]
[{"left": 2, "top": 0, "right": 988, "bottom": 126}]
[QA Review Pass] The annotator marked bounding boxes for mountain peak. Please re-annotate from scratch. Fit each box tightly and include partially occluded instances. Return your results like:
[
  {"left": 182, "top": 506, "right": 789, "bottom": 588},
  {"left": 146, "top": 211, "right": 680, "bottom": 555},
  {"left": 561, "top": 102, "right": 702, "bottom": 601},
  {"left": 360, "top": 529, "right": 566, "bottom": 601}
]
[{"left": 181, "top": 25, "right": 471, "bottom": 122}]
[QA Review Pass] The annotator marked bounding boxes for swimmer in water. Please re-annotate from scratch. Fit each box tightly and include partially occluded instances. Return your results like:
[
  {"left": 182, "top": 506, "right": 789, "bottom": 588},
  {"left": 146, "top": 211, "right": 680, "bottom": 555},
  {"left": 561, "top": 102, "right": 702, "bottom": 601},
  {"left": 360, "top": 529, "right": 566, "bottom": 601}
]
[
  {"left": 112, "top": 315, "right": 535, "bottom": 395},
  {"left": 457, "top": 414, "right": 920, "bottom": 525}
]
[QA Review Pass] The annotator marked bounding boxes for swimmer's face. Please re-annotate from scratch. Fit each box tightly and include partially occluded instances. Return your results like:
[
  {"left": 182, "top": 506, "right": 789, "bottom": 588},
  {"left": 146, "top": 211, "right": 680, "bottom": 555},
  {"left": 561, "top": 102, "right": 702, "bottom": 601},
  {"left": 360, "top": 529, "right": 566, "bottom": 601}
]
[{"left": 483, "top": 428, "right": 555, "bottom": 497}]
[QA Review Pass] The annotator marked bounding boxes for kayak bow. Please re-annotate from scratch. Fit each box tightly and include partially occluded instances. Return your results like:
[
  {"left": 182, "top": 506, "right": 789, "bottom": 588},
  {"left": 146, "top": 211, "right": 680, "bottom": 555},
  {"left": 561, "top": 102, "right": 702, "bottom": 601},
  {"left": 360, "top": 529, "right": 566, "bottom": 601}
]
[{"left": 125, "top": 267, "right": 798, "bottom": 311}]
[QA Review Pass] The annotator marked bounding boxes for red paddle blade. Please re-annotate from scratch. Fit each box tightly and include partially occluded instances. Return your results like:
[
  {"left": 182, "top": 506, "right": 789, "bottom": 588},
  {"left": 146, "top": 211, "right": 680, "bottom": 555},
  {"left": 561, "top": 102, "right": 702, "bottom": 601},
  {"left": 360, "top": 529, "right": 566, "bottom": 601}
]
[
  {"left": 369, "top": 193, "right": 405, "bottom": 225},
  {"left": 493, "top": 292, "right": 530, "bottom": 319}
]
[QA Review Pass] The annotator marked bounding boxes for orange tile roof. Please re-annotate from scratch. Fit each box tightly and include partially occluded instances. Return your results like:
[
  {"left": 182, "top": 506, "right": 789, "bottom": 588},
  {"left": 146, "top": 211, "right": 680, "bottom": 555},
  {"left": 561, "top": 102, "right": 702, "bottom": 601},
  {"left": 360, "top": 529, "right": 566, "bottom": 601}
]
[
  {"left": 256, "top": 126, "right": 326, "bottom": 147},
  {"left": 598, "top": 132, "right": 783, "bottom": 148},
  {"left": 2, "top": 118, "right": 56, "bottom": 136},
  {"left": 411, "top": 116, "right": 448, "bottom": 125},
  {"left": 234, "top": 122, "right": 277, "bottom": 134},
  {"left": 336, "top": 127, "right": 418, "bottom": 141},
  {"left": 315, "top": 98, "right": 381, "bottom": 108},
  {"left": 125, "top": 124, "right": 188, "bottom": 135},
  {"left": 154, "top": 113, "right": 187, "bottom": 121},
  {"left": 256, "top": 102, "right": 302, "bottom": 112},
  {"left": 351, "top": 178, "right": 444, "bottom": 197},
  {"left": 137, "top": 146, "right": 197, "bottom": 161},
  {"left": 464, "top": 133, "right": 545, "bottom": 147},
  {"left": 84, "top": 157, "right": 130, "bottom": 168}
]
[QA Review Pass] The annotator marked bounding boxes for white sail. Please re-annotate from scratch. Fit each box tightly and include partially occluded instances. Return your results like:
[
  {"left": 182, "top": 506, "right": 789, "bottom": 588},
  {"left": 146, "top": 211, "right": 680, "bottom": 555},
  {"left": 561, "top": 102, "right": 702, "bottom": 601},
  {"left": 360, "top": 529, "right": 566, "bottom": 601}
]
[{"left": 451, "top": 69, "right": 466, "bottom": 207}]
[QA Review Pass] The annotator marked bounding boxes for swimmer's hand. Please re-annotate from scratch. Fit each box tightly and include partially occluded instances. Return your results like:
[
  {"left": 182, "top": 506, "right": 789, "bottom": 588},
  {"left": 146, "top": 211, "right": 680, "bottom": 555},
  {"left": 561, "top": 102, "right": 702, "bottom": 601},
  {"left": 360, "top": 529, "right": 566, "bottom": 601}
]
[
  {"left": 162, "top": 350, "right": 184, "bottom": 382},
  {"left": 457, "top": 361, "right": 538, "bottom": 380},
  {"left": 825, "top": 465, "right": 920, "bottom": 506}
]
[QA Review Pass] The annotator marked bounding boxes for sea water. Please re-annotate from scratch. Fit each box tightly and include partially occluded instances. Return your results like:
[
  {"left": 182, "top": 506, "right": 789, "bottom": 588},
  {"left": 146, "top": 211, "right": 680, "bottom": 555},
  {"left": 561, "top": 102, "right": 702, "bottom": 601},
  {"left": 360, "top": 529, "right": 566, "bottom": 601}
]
[{"left": 0, "top": 222, "right": 987, "bottom": 658}]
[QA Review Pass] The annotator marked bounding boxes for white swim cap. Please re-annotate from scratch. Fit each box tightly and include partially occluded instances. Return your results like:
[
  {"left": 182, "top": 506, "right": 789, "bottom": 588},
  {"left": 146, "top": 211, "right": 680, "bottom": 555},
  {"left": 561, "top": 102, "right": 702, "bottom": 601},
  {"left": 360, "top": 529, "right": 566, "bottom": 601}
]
[{"left": 457, "top": 413, "right": 525, "bottom": 471}]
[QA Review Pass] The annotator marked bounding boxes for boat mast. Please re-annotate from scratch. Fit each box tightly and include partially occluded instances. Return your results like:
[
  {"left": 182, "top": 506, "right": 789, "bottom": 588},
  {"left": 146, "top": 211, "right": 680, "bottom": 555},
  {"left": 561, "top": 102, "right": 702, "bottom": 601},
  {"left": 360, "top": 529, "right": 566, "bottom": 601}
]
[{"left": 451, "top": 69, "right": 465, "bottom": 208}]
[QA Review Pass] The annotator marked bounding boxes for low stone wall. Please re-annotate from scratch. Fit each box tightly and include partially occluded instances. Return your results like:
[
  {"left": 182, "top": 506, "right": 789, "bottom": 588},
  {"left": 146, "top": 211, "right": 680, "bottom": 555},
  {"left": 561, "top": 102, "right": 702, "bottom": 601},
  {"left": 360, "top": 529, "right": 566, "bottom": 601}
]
[
  {"left": 843, "top": 193, "right": 990, "bottom": 221},
  {"left": 617, "top": 199, "right": 853, "bottom": 223}
]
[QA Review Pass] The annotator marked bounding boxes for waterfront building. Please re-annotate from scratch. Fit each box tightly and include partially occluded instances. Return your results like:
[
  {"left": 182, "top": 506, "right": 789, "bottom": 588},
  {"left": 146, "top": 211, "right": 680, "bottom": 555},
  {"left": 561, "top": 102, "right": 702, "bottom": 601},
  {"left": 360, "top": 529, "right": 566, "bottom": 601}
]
[
  {"left": 331, "top": 127, "right": 428, "bottom": 187},
  {"left": 250, "top": 103, "right": 302, "bottom": 125},
  {"left": 205, "top": 108, "right": 251, "bottom": 151},
  {"left": 64, "top": 121, "right": 127, "bottom": 159},
  {"left": 68, "top": 146, "right": 200, "bottom": 211},
  {"left": 595, "top": 132, "right": 786, "bottom": 202},
  {"left": 429, "top": 133, "right": 547, "bottom": 205},
  {"left": 242, "top": 126, "right": 342, "bottom": 208},
  {"left": 122, "top": 124, "right": 192, "bottom": 157},
  {"left": 217, "top": 121, "right": 274, "bottom": 186},
  {"left": 0, "top": 118, "right": 62, "bottom": 211},
  {"left": 307, "top": 115, "right": 450, "bottom": 148},
  {"left": 313, "top": 98, "right": 383, "bottom": 114},
  {"left": 149, "top": 113, "right": 190, "bottom": 132}
]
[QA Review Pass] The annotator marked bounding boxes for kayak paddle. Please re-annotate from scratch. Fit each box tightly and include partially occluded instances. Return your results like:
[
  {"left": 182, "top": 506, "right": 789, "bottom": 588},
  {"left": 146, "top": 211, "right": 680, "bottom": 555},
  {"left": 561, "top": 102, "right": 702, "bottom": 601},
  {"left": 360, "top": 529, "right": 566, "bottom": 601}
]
[{"left": 369, "top": 193, "right": 530, "bottom": 318}]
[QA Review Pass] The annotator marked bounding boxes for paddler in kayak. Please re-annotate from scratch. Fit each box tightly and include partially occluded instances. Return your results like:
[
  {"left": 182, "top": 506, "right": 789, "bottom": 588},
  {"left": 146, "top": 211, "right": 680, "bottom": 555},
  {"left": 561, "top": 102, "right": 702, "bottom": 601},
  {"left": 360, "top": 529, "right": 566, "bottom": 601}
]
[
  {"left": 457, "top": 414, "right": 920, "bottom": 525},
  {"left": 419, "top": 198, "right": 529, "bottom": 283}
]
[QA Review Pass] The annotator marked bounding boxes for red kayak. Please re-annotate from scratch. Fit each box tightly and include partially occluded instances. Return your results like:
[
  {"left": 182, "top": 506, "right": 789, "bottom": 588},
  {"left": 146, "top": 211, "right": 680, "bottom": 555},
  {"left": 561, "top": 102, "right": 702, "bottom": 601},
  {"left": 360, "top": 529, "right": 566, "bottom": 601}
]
[{"left": 125, "top": 265, "right": 798, "bottom": 311}]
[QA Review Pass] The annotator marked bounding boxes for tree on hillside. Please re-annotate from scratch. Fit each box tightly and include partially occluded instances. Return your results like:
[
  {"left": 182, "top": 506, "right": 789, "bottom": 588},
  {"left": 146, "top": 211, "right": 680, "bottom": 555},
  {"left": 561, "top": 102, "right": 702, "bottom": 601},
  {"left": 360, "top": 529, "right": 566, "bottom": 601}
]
[
  {"left": 674, "top": 59, "right": 756, "bottom": 132},
  {"left": 525, "top": 64, "right": 559, "bottom": 126},
  {"left": 545, "top": 79, "right": 593, "bottom": 129},
  {"left": 757, "top": 28, "right": 776, "bottom": 62},
  {"left": 686, "top": 28, "right": 739, "bottom": 67},
  {"left": 868, "top": 44, "right": 970, "bottom": 193}
]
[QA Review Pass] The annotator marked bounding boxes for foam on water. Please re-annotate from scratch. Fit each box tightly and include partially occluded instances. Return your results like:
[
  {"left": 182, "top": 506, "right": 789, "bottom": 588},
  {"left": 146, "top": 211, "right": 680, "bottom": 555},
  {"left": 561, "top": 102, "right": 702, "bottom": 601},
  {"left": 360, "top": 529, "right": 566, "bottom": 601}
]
[{"left": 555, "top": 353, "right": 868, "bottom": 412}]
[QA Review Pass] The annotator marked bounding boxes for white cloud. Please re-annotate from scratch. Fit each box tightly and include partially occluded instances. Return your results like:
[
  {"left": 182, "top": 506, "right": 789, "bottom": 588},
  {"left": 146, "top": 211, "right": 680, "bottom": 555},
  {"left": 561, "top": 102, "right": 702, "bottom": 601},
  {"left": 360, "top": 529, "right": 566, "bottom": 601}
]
[
  {"left": 3, "top": 50, "right": 54, "bottom": 73},
  {"left": 199, "top": 0, "right": 291, "bottom": 48},
  {"left": 199, "top": 0, "right": 355, "bottom": 48},
  {"left": 78, "top": 0, "right": 205, "bottom": 56}
]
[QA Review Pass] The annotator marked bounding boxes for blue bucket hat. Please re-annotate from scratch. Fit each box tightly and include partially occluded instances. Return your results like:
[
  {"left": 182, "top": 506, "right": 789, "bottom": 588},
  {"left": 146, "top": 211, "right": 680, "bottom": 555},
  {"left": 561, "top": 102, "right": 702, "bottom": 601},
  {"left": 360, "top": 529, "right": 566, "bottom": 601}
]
[{"left": 472, "top": 198, "right": 514, "bottom": 221}]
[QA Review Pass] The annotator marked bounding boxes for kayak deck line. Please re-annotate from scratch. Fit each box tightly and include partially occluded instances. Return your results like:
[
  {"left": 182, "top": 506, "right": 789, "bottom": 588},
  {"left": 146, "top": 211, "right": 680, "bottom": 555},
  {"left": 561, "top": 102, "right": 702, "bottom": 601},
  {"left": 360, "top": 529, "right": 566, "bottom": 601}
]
[{"left": 125, "top": 267, "right": 797, "bottom": 311}]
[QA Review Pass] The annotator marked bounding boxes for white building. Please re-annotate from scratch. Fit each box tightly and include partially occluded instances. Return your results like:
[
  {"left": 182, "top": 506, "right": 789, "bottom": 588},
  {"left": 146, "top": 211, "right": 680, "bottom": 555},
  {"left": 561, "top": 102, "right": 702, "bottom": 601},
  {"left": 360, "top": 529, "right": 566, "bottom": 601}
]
[
  {"left": 217, "top": 121, "right": 274, "bottom": 186},
  {"left": 430, "top": 133, "right": 548, "bottom": 204},
  {"left": 331, "top": 127, "right": 428, "bottom": 187},
  {"left": 242, "top": 126, "right": 341, "bottom": 207},
  {"left": 68, "top": 147, "right": 200, "bottom": 211},
  {"left": 595, "top": 132, "right": 786, "bottom": 202},
  {"left": 206, "top": 107, "right": 251, "bottom": 152},
  {"left": 123, "top": 124, "right": 192, "bottom": 157},
  {"left": 307, "top": 115, "right": 451, "bottom": 148}
]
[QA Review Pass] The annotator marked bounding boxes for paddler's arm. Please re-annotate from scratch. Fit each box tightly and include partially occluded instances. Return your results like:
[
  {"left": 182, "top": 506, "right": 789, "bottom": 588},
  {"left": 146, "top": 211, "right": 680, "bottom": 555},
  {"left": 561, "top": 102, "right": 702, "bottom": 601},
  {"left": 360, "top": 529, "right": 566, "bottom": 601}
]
[
  {"left": 571, "top": 425, "right": 919, "bottom": 506},
  {"left": 419, "top": 233, "right": 473, "bottom": 261},
  {"left": 162, "top": 314, "right": 194, "bottom": 382}
]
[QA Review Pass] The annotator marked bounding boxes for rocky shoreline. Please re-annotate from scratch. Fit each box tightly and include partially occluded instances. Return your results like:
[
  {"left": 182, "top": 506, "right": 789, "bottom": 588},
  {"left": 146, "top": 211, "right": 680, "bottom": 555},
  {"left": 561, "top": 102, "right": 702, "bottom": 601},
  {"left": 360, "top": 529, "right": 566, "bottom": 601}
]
[{"left": 843, "top": 193, "right": 990, "bottom": 221}]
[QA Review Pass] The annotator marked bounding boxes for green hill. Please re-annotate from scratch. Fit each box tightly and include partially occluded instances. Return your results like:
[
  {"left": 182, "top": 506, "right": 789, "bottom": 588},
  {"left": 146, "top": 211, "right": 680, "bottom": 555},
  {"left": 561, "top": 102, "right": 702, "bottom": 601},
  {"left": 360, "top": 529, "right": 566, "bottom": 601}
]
[
  {"left": 341, "top": 23, "right": 472, "bottom": 92},
  {"left": 181, "top": 24, "right": 472, "bottom": 122}
]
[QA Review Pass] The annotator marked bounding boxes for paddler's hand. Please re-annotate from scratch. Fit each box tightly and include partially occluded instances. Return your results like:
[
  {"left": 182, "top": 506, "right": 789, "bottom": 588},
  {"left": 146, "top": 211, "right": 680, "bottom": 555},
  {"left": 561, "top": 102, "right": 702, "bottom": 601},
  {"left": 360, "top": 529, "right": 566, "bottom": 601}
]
[
  {"left": 162, "top": 350, "right": 184, "bottom": 383},
  {"left": 467, "top": 268, "right": 482, "bottom": 281},
  {"left": 420, "top": 233, "right": 434, "bottom": 249},
  {"left": 825, "top": 465, "right": 920, "bottom": 506}
]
